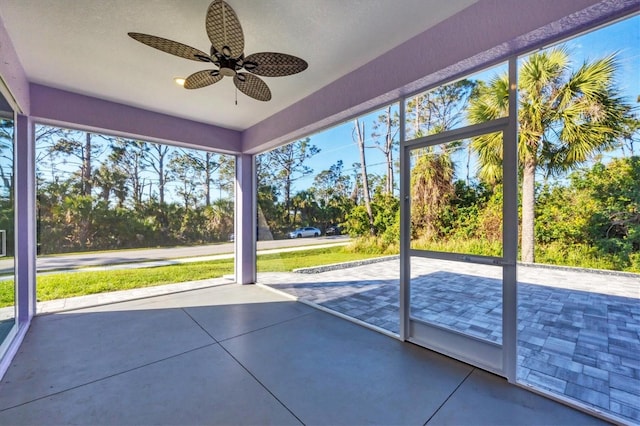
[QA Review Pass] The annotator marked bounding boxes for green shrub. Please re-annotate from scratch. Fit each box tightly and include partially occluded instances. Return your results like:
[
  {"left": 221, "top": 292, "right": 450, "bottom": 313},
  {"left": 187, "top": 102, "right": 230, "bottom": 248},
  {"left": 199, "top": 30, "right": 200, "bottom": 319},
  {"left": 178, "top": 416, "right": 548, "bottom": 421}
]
[
  {"left": 412, "top": 237, "right": 502, "bottom": 257},
  {"left": 535, "top": 241, "right": 638, "bottom": 272},
  {"left": 345, "top": 236, "right": 399, "bottom": 255}
]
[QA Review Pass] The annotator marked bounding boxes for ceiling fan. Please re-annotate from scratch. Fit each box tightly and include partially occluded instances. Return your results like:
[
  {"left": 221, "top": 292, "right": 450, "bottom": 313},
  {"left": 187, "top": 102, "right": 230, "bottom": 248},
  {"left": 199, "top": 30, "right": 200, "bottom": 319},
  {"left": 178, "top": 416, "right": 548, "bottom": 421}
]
[{"left": 128, "top": 0, "right": 308, "bottom": 102}]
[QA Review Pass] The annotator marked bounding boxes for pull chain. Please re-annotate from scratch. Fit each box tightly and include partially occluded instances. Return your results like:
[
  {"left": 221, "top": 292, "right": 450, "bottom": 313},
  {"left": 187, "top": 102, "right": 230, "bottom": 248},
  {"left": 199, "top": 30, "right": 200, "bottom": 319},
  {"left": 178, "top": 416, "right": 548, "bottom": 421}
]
[{"left": 235, "top": 87, "right": 238, "bottom": 105}]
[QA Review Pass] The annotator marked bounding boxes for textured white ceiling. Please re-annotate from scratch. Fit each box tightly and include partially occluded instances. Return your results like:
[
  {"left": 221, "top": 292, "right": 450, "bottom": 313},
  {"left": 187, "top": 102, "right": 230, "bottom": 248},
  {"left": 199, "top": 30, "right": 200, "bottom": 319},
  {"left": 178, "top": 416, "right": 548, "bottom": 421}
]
[{"left": 0, "top": 0, "right": 477, "bottom": 130}]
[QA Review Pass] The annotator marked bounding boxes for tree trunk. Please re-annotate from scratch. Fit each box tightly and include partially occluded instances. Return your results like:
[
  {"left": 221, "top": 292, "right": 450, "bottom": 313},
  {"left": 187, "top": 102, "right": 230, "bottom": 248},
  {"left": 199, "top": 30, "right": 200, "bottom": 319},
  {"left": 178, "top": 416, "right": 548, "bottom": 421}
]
[
  {"left": 204, "top": 152, "right": 212, "bottom": 207},
  {"left": 284, "top": 172, "right": 292, "bottom": 225},
  {"left": 521, "top": 160, "right": 536, "bottom": 263},
  {"left": 133, "top": 173, "right": 142, "bottom": 206},
  {"left": 101, "top": 186, "right": 110, "bottom": 203},
  {"left": 350, "top": 181, "right": 358, "bottom": 203},
  {"left": 158, "top": 156, "right": 165, "bottom": 206},
  {"left": 384, "top": 106, "right": 394, "bottom": 195},
  {"left": 413, "top": 95, "right": 421, "bottom": 136},
  {"left": 147, "top": 144, "right": 170, "bottom": 207},
  {"left": 79, "top": 133, "right": 93, "bottom": 247},
  {"left": 465, "top": 143, "right": 472, "bottom": 185},
  {"left": 151, "top": 145, "right": 170, "bottom": 229},
  {"left": 83, "top": 133, "right": 92, "bottom": 197},
  {"left": 354, "top": 119, "right": 375, "bottom": 235}
]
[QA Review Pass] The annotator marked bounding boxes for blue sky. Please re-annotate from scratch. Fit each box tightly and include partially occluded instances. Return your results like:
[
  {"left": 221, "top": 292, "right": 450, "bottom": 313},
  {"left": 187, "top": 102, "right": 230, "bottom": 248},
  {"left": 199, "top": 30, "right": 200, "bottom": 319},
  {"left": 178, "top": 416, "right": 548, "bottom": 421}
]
[{"left": 285, "top": 14, "right": 640, "bottom": 195}]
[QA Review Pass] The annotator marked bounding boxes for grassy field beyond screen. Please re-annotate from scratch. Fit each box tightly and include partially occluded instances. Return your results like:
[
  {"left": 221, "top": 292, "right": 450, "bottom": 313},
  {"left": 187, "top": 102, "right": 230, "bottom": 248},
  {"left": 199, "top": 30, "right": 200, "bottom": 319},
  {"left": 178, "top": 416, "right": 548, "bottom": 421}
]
[{"left": 0, "top": 246, "right": 378, "bottom": 307}]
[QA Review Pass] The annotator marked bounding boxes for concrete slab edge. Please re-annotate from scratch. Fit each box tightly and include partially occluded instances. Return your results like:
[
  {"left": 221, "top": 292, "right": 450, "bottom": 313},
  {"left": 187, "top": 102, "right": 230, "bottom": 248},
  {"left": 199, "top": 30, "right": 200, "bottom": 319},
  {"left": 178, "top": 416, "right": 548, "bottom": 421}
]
[
  {"left": 293, "top": 255, "right": 399, "bottom": 274},
  {"left": 255, "top": 283, "right": 401, "bottom": 340},
  {"left": 517, "top": 261, "right": 640, "bottom": 279},
  {"left": 36, "top": 277, "right": 234, "bottom": 315},
  {"left": 293, "top": 253, "right": 638, "bottom": 279}
]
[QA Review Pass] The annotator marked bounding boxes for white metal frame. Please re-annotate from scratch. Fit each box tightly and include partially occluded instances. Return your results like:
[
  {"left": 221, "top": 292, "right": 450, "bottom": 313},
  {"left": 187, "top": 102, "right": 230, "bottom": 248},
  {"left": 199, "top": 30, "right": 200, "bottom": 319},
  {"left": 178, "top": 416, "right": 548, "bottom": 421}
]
[
  {"left": 399, "top": 58, "right": 518, "bottom": 379},
  {"left": 0, "top": 87, "right": 17, "bottom": 377}
]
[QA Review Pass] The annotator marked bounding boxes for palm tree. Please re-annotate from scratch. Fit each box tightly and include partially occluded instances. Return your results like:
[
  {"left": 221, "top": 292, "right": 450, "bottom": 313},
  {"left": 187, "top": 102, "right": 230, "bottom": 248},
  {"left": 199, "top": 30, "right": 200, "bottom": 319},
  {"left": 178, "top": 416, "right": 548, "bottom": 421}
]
[
  {"left": 468, "top": 47, "right": 628, "bottom": 262},
  {"left": 292, "top": 189, "right": 318, "bottom": 225},
  {"left": 205, "top": 198, "right": 234, "bottom": 241},
  {"left": 410, "top": 147, "right": 455, "bottom": 240}
]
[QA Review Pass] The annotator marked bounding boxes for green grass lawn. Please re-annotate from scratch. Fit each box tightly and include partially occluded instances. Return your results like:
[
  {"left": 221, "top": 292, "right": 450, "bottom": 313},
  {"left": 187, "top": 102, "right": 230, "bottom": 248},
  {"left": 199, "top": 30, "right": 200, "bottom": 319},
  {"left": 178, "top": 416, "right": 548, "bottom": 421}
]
[
  {"left": 256, "top": 247, "right": 377, "bottom": 272},
  {"left": 0, "top": 246, "right": 379, "bottom": 308}
]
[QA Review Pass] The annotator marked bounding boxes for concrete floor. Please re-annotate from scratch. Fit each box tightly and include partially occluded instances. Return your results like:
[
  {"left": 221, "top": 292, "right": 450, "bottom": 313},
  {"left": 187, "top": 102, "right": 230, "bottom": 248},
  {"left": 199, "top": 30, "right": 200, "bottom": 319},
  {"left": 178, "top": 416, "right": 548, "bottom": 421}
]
[
  {"left": 260, "top": 257, "right": 640, "bottom": 423},
  {"left": 0, "top": 284, "right": 606, "bottom": 425}
]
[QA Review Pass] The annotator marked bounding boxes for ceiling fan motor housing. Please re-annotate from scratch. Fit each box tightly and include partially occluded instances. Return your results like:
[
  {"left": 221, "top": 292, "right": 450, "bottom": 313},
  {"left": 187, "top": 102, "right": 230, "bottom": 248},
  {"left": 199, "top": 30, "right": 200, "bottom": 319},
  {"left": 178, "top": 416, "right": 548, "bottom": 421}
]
[
  {"left": 220, "top": 67, "right": 235, "bottom": 77},
  {"left": 214, "top": 53, "right": 243, "bottom": 77}
]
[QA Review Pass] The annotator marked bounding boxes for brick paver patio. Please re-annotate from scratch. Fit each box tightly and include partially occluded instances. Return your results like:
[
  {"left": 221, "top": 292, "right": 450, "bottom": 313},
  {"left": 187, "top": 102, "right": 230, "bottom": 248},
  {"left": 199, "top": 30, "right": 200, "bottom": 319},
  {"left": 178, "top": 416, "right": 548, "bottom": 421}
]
[{"left": 258, "top": 257, "right": 640, "bottom": 423}]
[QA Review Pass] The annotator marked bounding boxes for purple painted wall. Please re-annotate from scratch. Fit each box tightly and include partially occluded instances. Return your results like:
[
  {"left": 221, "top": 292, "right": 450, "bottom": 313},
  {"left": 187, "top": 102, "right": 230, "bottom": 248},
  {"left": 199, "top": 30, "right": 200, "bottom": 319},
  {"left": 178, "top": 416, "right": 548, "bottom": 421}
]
[
  {"left": 242, "top": 0, "right": 640, "bottom": 154},
  {"left": 2, "top": 0, "right": 638, "bottom": 154},
  {"left": 0, "top": 15, "right": 29, "bottom": 114},
  {"left": 30, "top": 84, "right": 241, "bottom": 152},
  {"left": 2, "top": 10, "right": 240, "bottom": 151}
]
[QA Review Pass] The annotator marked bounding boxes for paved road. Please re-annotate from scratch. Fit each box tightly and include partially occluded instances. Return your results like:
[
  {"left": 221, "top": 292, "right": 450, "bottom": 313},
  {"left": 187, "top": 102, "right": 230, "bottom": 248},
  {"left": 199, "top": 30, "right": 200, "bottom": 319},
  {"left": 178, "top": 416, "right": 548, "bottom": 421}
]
[{"left": 0, "top": 236, "right": 350, "bottom": 274}]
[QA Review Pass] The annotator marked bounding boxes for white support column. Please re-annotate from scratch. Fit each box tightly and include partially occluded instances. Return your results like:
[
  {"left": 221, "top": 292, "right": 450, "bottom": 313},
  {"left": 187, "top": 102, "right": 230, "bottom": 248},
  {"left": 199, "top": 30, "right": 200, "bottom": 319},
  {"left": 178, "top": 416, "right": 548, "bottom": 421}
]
[
  {"left": 503, "top": 56, "right": 519, "bottom": 382},
  {"left": 14, "top": 114, "right": 35, "bottom": 322},
  {"left": 398, "top": 98, "right": 410, "bottom": 341},
  {"left": 235, "top": 153, "right": 256, "bottom": 284}
]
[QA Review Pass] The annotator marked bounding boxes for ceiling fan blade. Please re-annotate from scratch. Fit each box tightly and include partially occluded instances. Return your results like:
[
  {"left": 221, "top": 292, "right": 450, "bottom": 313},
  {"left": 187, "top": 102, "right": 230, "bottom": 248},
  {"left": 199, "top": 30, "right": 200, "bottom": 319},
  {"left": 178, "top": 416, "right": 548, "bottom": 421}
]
[
  {"left": 243, "top": 52, "right": 308, "bottom": 77},
  {"left": 128, "top": 33, "right": 211, "bottom": 62},
  {"left": 184, "top": 70, "right": 224, "bottom": 89},
  {"left": 234, "top": 73, "right": 271, "bottom": 101},
  {"left": 206, "top": 0, "right": 245, "bottom": 59}
]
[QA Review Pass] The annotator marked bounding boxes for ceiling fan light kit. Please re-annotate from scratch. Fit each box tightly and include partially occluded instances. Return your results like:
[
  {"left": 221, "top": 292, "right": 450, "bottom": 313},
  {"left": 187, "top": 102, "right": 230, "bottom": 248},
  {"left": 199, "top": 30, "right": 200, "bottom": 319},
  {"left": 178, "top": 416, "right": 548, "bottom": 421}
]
[{"left": 128, "top": 0, "right": 308, "bottom": 102}]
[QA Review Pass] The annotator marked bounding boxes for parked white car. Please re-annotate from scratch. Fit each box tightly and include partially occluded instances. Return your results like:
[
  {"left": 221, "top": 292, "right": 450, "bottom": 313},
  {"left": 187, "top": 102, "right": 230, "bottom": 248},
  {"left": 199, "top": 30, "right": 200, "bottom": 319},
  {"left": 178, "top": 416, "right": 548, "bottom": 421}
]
[{"left": 288, "top": 227, "right": 321, "bottom": 238}]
